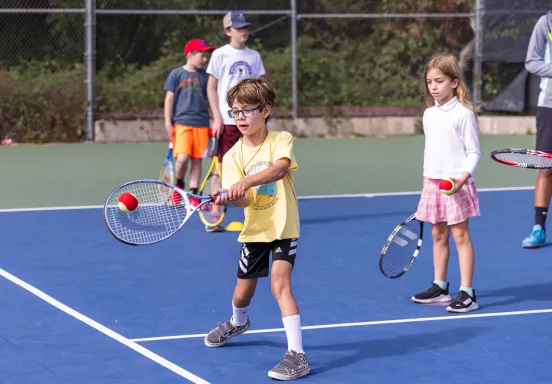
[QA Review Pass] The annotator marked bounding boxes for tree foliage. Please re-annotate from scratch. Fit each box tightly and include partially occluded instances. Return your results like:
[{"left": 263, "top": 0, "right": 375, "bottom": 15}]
[{"left": 0, "top": 0, "right": 476, "bottom": 142}]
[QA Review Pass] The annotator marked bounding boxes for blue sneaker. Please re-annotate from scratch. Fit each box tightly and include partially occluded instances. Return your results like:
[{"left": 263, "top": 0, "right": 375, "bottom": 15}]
[{"left": 522, "top": 225, "right": 546, "bottom": 248}]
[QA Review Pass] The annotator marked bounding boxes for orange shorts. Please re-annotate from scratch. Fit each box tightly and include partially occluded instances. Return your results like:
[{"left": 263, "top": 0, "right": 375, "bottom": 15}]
[{"left": 172, "top": 125, "right": 209, "bottom": 159}]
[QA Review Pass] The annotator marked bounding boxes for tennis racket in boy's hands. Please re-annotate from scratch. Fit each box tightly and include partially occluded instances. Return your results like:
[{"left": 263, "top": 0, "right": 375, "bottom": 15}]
[
  {"left": 490, "top": 148, "right": 552, "bottom": 169},
  {"left": 212, "top": 188, "right": 230, "bottom": 205},
  {"left": 104, "top": 179, "right": 223, "bottom": 246},
  {"left": 379, "top": 213, "right": 424, "bottom": 278}
]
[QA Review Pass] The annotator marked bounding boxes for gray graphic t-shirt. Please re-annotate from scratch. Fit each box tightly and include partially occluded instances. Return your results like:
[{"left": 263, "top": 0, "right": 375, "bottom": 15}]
[{"left": 164, "top": 67, "right": 209, "bottom": 127}]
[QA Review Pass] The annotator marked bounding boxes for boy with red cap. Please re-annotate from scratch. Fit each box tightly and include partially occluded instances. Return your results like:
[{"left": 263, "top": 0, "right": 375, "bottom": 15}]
[{"left": 164, "top": 38, "right": 214, "bottom": 206}]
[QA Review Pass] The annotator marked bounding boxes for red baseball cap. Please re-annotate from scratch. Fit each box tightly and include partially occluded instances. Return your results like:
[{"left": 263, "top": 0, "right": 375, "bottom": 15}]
[{"left": 184, "top": 39, "right": 214, "bottom": 56}]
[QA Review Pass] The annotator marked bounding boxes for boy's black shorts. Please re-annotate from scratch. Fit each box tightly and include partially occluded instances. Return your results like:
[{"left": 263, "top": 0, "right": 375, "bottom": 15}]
[
  {"left": 536, "top": 107, "right": 552, "bottom": 153},
  {"left": 237, "top": 238, "right": 298, "bottom": 279}
]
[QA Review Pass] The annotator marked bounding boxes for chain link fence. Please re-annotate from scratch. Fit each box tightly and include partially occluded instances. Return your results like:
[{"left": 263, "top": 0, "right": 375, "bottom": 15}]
[{"left": 1, "top": 0, "right": 484, "bottom": 142}]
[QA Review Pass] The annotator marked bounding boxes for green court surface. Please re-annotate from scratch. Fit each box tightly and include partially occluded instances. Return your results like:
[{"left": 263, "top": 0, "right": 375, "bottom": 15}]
[{"left": 0, "top": 134, "right": 538, "bottom": 209}]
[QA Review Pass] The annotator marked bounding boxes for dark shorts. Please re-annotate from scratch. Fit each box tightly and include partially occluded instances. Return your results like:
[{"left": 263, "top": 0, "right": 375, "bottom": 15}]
[
  {"left": 219, "top": 125, "right": 243, "bottom": 162},
  {"left": 237, "top": 238, "right": 298, "bottom": 279},
  {"left": 536, "top": 107, "right": 552, "bottom": 153}
]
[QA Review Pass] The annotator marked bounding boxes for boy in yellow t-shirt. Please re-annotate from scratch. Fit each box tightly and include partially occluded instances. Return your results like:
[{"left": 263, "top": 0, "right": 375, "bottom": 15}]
[{"left": 204, "top": 76, "right": 309, "bottom": 381}]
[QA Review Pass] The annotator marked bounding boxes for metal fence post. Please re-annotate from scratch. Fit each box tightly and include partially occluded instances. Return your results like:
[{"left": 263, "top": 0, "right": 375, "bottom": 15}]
[
  {"left": 85, "top": 0, "right": 96, "bottom": 141},
  {"left": 290, "top": 0, "right": 298, "bottom": 119},
  {"left": 473, "top": 0, "right": 484, "bottom": 109}
]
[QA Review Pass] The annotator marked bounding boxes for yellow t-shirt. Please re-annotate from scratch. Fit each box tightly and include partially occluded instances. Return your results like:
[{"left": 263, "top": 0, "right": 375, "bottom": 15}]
[{"left": 222, "top": 130, "right": 300, "bottom": 243}]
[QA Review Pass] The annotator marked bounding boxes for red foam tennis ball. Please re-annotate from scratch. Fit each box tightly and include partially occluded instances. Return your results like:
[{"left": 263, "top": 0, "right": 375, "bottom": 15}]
[
  {"left": 439, "top": 178, "right": 455, "bottom": 195},
  {"left": 118, "top": 192, "right": 138, "bottom": 212}
]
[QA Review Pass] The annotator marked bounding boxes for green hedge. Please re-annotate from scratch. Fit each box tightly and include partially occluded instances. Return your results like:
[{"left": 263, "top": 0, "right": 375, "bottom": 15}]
[
  {"left": 0, "top": 65, "right": 85, "bottom": 143},
  {"left": 0, "top": 0, "right": 480, "bottom": 143}
]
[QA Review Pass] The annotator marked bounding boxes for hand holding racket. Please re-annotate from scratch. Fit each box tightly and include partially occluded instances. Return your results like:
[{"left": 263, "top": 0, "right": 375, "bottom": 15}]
[
  {"left": 104, "top": 179, "right": 224, "bottom": 246},
  {"left": 490, "top": 148, "right": 552, "bottom": 169},
  {"left": 379, "top": 213, "right": 424, "bottom": 278}
]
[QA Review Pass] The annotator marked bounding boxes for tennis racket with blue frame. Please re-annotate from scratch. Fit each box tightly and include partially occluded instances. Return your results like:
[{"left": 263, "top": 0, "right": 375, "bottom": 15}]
[{"left": 104, "top": 179, "right": 223, "bottom": 246}]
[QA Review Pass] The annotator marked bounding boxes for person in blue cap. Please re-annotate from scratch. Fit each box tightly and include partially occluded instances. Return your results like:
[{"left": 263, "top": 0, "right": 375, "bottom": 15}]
[
  {"left": 206, "top": 10, "right": 266, "bottom": 167},
  {"left": 205, "top": 10, "right": 267, "bottom": 232}
]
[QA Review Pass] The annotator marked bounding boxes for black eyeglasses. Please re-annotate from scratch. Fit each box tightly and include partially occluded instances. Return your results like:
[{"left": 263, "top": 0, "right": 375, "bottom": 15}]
[{"left": 227, "top": 106, "right": 264, "bottom": 119}]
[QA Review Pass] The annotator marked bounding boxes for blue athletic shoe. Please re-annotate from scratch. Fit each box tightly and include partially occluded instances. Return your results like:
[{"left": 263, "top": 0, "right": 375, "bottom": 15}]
[{"left": 521, "top": 225, "right": 546, "bottom": 248}]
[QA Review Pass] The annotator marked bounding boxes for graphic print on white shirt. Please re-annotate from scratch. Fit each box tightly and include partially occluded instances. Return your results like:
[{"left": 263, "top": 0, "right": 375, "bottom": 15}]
[
  {"left": 227, "top": 61, "right": 254, "bottom": 94},
  {"left": 206, "top": 45, "right": 266, "bottom": 125}
]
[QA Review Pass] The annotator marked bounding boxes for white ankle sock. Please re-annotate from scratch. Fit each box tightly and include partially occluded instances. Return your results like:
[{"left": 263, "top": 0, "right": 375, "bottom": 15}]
[
  {"left": 231, "top": 302, "right": 249, "bottom": 326},
  {"left": 282, "top": 314, "right": 304, "bottom": 353}
]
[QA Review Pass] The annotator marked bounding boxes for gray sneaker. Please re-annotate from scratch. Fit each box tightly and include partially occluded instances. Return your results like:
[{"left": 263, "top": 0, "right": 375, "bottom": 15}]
[
  {"left": 204, "top": 317, "right": 250, "bottom": 347},
  {"left": 268, "top": 350, "right": 310, "bottom": 380}
]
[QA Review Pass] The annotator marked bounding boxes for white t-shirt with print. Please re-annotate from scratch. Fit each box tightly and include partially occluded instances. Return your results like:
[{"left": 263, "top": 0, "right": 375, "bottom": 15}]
[{"left": 206, "top": 44, "right": 266, "bottom": 125}]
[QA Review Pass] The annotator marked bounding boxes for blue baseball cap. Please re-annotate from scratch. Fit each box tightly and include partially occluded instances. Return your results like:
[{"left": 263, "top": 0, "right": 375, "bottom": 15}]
[{"left": 223, "top": 11, "right": 251, "bottom": 29}]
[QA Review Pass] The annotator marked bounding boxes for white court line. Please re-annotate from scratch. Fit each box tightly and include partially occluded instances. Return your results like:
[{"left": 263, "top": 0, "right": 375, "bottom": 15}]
[
  {"left": 299, "top": 185, "right": 534, "bottom": 200},
  {"left": 0, "top": 267, "right": 210, "bottom": 384},
  {"left": 0, "top": 185, "right": 535, "bottom": 213},
  {"left": 130, "top": 308, "right": 552, "bottom": 343}
]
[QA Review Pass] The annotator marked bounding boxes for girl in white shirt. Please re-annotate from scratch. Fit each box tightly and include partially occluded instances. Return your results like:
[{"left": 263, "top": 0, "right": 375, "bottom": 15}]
[{"left": 411, "top": 53, "right": 481, "bottom": 313}]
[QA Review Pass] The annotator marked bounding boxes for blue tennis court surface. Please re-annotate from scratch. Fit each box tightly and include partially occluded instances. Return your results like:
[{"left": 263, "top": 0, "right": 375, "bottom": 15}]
[{"left": 1, "top": 188, "right": 551, "bottom": 383}]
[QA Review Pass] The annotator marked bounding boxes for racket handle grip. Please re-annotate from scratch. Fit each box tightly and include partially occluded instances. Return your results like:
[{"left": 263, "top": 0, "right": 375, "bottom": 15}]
[{"left": 211, "top": 190, "right": 228, "bottom": 200}]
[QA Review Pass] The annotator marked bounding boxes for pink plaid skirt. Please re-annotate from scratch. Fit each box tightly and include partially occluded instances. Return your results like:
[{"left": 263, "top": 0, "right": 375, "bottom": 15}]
[{"left": 416, "top": 178, "right": 481, "bottom": 225}]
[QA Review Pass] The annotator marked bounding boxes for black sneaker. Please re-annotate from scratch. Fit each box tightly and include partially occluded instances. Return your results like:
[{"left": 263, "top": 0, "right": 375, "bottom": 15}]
[
  {"left": 411, "top": 282, "right": 452, "bottom": 304},
  {"left": 204, "top": 317, "right": 250, "bottom": 347},
  {"left": 446, "top": 290, "right": 479, "bottom": 313}
]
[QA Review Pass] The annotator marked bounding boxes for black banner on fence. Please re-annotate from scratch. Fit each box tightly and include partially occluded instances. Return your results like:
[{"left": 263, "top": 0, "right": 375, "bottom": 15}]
[{"left": 483, "top": 0, "right": 550, "bottom": 63}]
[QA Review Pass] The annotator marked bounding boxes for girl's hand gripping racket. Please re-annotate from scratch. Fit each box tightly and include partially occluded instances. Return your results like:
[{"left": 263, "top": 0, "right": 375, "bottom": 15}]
[
  {"left": 104, "top": 179, "right": 224, "bottom": 246},
  {"left": 379, "top": 213, "right": 424, "bottom": 278}
]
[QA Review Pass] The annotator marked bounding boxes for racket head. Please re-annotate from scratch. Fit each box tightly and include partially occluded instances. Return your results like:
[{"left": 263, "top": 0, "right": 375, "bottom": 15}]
[
  {"left": 158, "top": 145, "right": 175, "bottom": 195},
  {"left": 104, "top": 179, "right": 213, "bottom": 246},
  {"left": 198, "top": 146, "right": 226, "bottom": 227},
  {"left": 490, "top": 148, "right": 552, "bottom": 169},
  {"left": 198, "top": 174, "right": 226, "bottom": 227},
  {"left": 379, "top": 213, "right": 424, "bottom": 279},
  {"left": 159, "top": 162, "right": 175, "bottom": 189}
]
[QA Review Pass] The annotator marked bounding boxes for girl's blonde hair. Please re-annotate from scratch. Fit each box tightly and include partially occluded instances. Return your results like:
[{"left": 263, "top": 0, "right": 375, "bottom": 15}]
[{"left": 424, "top": 52, "right": 472, "bottom": 111}]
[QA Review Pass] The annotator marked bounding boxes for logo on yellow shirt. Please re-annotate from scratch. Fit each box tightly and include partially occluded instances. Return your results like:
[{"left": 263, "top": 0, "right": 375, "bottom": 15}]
[{"left": 247, "top": 161, "right": 278, "bottom": 210}]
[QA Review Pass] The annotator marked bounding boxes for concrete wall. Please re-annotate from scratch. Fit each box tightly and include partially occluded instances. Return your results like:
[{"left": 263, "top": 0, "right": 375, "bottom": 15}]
[{"left": 93, "top": 116, "right": 537, "bottom": 142}]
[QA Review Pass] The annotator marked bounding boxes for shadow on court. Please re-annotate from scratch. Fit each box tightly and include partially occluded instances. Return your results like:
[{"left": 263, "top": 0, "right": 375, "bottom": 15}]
[
  {"left": 301, "top": 210, "right": 414, "bottom": 225},
  {"left": 479, "top": 282, "right": 552, "bottom": 310},
  {"left": 226, "top": 326, "right": 491, "bottom": 376}
]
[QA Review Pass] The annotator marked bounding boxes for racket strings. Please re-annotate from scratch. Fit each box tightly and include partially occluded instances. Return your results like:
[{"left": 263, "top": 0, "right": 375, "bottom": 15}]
[
  {"left": 380, "top": 221, "right": 421, "bottom": 277},
  {"left": 105, "top": 182, "right": 190, "bottom": 245},
  {"left": 159, "top": 165, "right": 175, "bottom": 195},
  {"left": 201, "top": 173, "right": 222, "bottom": 224},
  {"left": 494, "top": 152, "right": 552, "bottom": 168}
]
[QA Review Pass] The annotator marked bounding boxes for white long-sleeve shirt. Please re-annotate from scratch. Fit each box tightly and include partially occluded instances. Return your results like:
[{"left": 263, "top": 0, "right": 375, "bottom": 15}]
[{"left": 422, "top": 96, "right": 481, "bottom": 181}]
